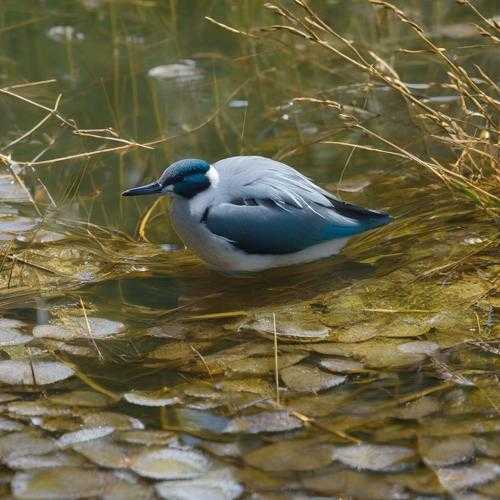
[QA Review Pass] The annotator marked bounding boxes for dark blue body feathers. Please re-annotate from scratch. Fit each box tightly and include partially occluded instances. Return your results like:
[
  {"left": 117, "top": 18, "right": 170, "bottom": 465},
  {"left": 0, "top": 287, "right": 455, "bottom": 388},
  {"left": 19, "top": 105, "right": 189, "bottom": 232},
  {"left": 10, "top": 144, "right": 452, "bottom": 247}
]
[{"left": 205, "top": 198, "right": 391, "bottom": 255}]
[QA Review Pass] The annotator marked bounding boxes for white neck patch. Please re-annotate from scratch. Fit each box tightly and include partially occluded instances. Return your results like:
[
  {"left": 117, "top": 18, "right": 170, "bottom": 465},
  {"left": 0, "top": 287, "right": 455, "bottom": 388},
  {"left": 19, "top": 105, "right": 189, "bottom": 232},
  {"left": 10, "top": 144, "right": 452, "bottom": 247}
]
[{"left": 206, "top": 165, "right": 220, "bottom": 188}]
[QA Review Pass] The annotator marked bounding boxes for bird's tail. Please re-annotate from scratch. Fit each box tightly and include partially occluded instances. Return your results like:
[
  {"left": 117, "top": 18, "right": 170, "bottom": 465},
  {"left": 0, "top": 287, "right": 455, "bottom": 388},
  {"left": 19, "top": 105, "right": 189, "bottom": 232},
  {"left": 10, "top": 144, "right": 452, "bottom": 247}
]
[{"left": 330, "top": 198, "right": 392, "bottom": 231}]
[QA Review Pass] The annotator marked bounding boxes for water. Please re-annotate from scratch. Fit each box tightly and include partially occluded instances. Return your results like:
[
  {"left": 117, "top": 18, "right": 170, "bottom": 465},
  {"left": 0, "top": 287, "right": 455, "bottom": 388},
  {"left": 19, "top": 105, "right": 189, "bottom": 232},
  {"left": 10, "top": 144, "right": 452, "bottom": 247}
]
[{"left": 0, "top": 1, "right": 498, "bottom": 498}]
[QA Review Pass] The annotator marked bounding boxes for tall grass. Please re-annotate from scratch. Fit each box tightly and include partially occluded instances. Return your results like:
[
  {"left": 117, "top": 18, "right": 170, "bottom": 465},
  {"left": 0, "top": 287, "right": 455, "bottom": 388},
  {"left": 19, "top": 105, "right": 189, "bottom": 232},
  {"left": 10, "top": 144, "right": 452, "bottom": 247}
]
[{"left": 208, "top": 0, "right": 499, "bottom": 210}]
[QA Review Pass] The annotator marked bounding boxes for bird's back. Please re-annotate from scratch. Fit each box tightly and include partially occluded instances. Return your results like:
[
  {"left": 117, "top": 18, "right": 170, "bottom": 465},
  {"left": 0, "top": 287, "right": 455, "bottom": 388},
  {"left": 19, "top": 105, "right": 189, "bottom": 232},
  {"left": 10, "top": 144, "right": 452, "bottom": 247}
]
[{"left": 205, "top": 156, "right": 390, "bottom": 255}]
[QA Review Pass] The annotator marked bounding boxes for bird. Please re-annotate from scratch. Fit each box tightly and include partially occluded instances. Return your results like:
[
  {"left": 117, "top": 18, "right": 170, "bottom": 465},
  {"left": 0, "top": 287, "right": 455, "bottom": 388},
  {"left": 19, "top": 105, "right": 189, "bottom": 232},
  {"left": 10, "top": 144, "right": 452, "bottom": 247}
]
[{"left": 122, "top": 156, "right": 391, "bottom": 273}]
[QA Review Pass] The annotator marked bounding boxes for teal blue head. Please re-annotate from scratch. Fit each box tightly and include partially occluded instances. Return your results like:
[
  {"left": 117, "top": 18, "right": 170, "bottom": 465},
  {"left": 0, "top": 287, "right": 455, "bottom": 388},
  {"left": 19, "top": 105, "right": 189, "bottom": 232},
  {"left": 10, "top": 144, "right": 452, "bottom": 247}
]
[{"left": 122, "top": 159, "right": 211, "bottom": 199}]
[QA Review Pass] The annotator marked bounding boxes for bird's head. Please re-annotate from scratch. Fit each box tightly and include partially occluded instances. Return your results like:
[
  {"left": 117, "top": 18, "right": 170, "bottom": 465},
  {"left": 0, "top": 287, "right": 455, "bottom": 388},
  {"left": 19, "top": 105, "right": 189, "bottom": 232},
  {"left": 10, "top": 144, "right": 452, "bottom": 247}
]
[{"left": 122, "top": 159, "right": 215, "bottom": 199}]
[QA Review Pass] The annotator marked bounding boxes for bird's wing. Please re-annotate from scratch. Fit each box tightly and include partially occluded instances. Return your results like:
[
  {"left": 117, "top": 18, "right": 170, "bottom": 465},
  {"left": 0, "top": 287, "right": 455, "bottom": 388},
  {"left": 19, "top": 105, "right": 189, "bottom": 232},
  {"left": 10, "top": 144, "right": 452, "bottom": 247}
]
[
  {"left": 204, "top": 200, "right": 387, "bottom": 255},
  {"left": 207, "top": 156, "right": 390, "bottom": 255}
]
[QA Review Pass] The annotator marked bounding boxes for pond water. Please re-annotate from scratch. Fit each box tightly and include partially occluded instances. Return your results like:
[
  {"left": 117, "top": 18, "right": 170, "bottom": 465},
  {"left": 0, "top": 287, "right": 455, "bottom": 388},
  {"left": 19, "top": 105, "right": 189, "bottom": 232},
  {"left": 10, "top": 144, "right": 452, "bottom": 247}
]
[{"left": 0, "top": 0, "right": 498, "bottom": 498}]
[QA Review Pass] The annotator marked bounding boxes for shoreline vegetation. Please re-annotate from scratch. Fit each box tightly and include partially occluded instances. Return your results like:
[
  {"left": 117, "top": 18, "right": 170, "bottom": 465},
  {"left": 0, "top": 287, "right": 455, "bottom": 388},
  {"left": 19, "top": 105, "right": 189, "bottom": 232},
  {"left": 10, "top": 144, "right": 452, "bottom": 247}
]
[{"left": 0, "top": 1, "right": 498, "bottom": 498}]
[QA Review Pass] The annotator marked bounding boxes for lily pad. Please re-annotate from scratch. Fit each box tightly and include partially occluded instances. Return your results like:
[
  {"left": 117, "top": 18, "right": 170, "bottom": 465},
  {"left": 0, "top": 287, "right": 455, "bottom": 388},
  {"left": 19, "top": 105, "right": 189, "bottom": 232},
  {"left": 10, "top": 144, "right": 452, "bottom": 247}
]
[
  {"left": 72, "top": 437, "right": 131, "bottom": 469},
  {"left": 242, "top": 313, "right": 330, "bottom": 340},
  {"left": 57, "top": 426, "right": 115, "bottom": 448},
  {"left": 123, "top": 391, "right": 181, "bottom": 407},
  {"left": 130, "top": 446, "right": 211, "bottom": 480},
  {"left": 318, "top": 356, "right": 365, "bottom": 373},
  {"left": 82, "top": 412, "right": 144, "bottom": 430},
  {"left": 155, "top": 467, "right": 243, "bottom": 500},
  {"left": 12, "top": 467, "right": 119, "bottom": 498},
  {"left": 435, "top": 459, "right": 500, "bottom": 491},
  {"left": 6, "top": 451, "right": 88, "bottom": 470},
  {"left": 48, "top": 390, "right": 113, "bottom": 408},
  {"left": 280, "top": 364, "right": 346, "bottom": 392},
  {"left": 302, "top": 469, "right": 407, "bottom": 499},
  {"left": 395, "top": 396, "right": 441, "bottom": 420},
  {"left": 229, "top": 353, "right": 307, "bottom": 375},
  {"left": 332, "top": 444, "right": 416, "bottom": 472},
  {"left": 245, "top": 439, "right": 334, "bottom": 471},
  {"left": 0, "top": 360, "right": 74, "bottom": 385},
  {"left": 147, "top": 60, "right": 203, "bottom": 82},
  {"left": 223, "top": 410, "right": 303, "bottom": 434},
  {"left": 33, "top": 317, "right": 125, "bottom": 340},
  {"left": 0, "top": 318, "right": 32, "bottom": 346},
  {"left": 419, "top": 436, "right": 475, "bottom": 467},
  {"left": 398, "top": 341, "right": 440, "bottom": 355},
  {"left": 0, "top": 431, "right": 56, "bottom": 460}
]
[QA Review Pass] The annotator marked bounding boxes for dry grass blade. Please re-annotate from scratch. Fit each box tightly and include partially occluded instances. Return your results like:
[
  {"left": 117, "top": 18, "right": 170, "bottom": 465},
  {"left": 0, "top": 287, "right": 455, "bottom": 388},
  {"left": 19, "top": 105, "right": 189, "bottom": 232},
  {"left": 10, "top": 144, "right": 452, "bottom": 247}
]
[{"left": 209, "top": 1, "right": 499, "bottom": 209}]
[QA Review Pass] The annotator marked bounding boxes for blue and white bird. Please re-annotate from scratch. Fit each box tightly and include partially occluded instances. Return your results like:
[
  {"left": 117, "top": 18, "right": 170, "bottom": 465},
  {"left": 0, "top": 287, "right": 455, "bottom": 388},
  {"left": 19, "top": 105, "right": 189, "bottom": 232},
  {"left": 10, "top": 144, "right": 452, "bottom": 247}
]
[{"left": 122, "top": 156, "right": 391, "bottom": 273}]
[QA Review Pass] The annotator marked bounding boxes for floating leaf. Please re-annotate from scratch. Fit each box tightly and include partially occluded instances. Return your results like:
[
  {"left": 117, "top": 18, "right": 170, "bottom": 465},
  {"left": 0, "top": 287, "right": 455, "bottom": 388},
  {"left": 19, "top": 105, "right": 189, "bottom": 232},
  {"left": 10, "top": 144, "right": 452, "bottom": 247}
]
[
  {"left": 48, "top": 390, "right": 113, "bottom": 408},
  {"left": 0, "top": 416, "right": 25, "bottom": 431},
  {"left": 6, "top": 451, "right": 88, "bottom": 470},
  {"left": 7, "top": 401, "right": 72, "bottom": 417},
  {"left": 475, "top": 434, "right": 500, "bottom": 458},
  {"left": 318, "top": 357, "right": 365, "bottom": 373},
  {"left": 0, "top": 175, "right": 31, "bottom": 203},
  {"left": 310, "top": 339, "right": 426, "bottom": 368},
  {"left": 131, "top": 447, "right": 211, "bottom": 480},
  {"left": 82, "top": 412, "right": 144, "bottom": 430},
  {"left": 123, "top": 391, "right": 181, "bottom": 407},
  {"left": 229, "top": 353, "right": 307, "bottom": 375},
  {"left": 223, "top": 410, "right": 303, "bottom": 434},
  {"left": 242, "top": 314, "right": 330, "bottom": 340},
  {"left": 102, "top": 479, "right": 155, "bottom": 500},
  {"left": 12, "top": 467, "right": 119, "bottom": 498},
  {"left": 245, "top": 439, "right": 334, "bottom": 471},
  {"left": 0, "top": 318, "right": 31, "bottom": 346},
  {"left": 33, "top": 317, "right": 125, "bottom": 340},
  {"left": 0, "top": 360, "right": 74, "bottom": 385},
  {"left": 72, "top": 437, "right": 131, "bottom": 469},
  {"left": 215, "top": 378, "right": 273, "bottom": 396},
  {"left": 155, "top": 467, "right": 243, "bottom": 500},
  {"left": 332, "top": 444, "right": 416, "bottom": 472},
  {"left": 57, "top": 426, "right": 115, "bottom": 448},
  {"left": 115, "top": 430, "right": 177, "bottom": 447},
  {"left": 419, "top": 436, "right": 475, "bottom": 467},
  {"left": 281, "top": 364, "right": 346, "bottom": 392},
  {"left": 398, "top": 341, "right": 440, "bottom": 355},
  {"left": 302, "top": 469, "right": 407, "bottom": 499},
  {"left": 395, "top": 396, "right": 441, "bottom": 420},
  {"left": 435, "top": 459, "right": 500, "bottom": 491},
  {"left": 0, "top": 215, "right": 39, "bottom": 239},
  {"left": 147, "top": 60, "right": 203, "bottom": 82},
  {"left": 0, "top": 431, "right": 56, "bottom": 460}
]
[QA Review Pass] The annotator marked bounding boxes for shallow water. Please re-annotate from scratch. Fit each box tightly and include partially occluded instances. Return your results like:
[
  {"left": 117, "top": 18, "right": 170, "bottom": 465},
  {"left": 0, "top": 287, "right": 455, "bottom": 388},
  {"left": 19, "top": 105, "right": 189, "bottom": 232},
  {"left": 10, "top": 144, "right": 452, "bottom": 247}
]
[{"left": 0, "top": 1, "right": 499, "bottom": 498}]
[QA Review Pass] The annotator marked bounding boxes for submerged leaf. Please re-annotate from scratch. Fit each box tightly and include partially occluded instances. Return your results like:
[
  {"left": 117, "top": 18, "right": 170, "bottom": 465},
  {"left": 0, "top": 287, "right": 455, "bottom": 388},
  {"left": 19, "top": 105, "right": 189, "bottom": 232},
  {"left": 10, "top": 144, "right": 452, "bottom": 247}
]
[
  {"left": 245, "top": 439, "right": 334, "bottom": 471},
  {"left": 281, "top": 364, "right": 346, "bottom": 392},
  {"left": 72, "top": 438, "right": 131, "bottom": 469},
  {"left": 318, "top": 356, "right": 365, "bottom": 373},
  {"left": 242, "top": 313, "right": 330, "bottom": 340},
  {"left": 223, "top": 410, "right": 303, "bottom": 434},
  {"left": 419, "top": 436, "right": 475, "bottom": 467},
  {"left": 57, "top": 427, "right": 115, "bottom": 448},
  {"left": 0, "top": 360, "right": 74, "bottom": 385},
  {"left": 33, "top": 317, "right": 125, "bottom": 340},
  {"left": 0, "top": 318, "right": 32, "bottom": 346},
  {"left": 6, "top": 451, "right": 88, "bottom": 470},
  {"left": 435, "top": 459, "right": 500, "bottom": 491},
  {"left": 332, "top": 444, "right": 416, "bottom": 472},
  {"left": 11, "top": 467, "right": 119, "bottom": 498},
  {"left": 302, "top": 469, "right": 407, "bottom": 499},
  {"left": 155, "top": 467, "right": 243, "bottom": 500},
  {"left": 123, "top": 391, "right": 181, "bottom": 407},
  {"left": 131, "top": 447, "right": 211, "bottom": 480},
  {"left": 0, "top": 431, "right": 56, "bottom": 460}
]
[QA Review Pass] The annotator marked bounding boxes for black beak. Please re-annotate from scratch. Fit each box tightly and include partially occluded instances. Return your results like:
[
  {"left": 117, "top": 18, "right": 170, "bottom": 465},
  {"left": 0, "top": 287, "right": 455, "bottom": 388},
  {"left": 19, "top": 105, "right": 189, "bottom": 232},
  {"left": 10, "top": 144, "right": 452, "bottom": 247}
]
[{"left": 121, "top": 181, "right": 163, "bottom": 197}]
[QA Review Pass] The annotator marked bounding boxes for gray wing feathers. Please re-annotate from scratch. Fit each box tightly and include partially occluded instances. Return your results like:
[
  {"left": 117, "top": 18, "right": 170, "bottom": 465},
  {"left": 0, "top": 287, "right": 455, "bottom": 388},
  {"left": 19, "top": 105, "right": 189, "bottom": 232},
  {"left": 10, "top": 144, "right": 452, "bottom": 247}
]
[{"left": 213, "top": 156, "right": 337, "bottom": 209}]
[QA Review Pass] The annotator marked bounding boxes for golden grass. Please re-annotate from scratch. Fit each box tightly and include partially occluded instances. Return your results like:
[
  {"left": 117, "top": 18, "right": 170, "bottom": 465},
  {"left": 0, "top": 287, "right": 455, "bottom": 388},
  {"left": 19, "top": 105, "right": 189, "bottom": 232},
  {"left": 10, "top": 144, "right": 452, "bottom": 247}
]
[{"left": 207, "top": 0, "right": 500, "bottom": 210}]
